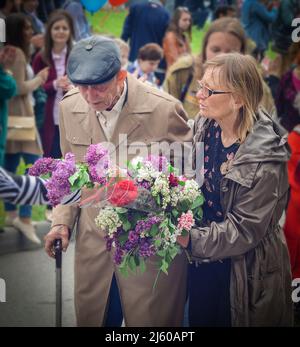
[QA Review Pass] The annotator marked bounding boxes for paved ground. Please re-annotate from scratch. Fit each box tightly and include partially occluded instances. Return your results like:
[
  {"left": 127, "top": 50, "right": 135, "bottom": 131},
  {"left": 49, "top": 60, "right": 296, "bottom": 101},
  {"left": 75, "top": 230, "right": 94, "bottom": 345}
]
[{"left": 0, "top": 223, "right": 76, "bottom": 327}]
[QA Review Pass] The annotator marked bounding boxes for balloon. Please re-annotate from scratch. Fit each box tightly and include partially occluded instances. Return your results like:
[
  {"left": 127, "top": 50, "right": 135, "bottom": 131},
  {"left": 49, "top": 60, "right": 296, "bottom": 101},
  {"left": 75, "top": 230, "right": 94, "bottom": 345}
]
[
  {"left": 81, "top": 0, "right": 108, "bottom": 13},
  {"left": 109, "top": 0, "right": 128, "bottom": 6}
]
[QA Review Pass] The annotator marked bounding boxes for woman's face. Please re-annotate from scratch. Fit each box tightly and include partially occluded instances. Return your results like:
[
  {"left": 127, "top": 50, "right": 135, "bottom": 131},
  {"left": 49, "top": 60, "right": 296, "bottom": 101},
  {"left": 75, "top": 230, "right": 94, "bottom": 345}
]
[
  {"left": 51, "top": 19, "right": 71, "bottom": 45},
  {"left": 196, "top": 67, "right": 237, "bottom": 121},
  {"left": 205, "top": 32, "right": 242, "bottom": 62},
  {"left": 178, "top": 12, "right": 192, "bottom": 32},
  {"left": 23, "top": 19, "right": 33, "bottom": 44}
]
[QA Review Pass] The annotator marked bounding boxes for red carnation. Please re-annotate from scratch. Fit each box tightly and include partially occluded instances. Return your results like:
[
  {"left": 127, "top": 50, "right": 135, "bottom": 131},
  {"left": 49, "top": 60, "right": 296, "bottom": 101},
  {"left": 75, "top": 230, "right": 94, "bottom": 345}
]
[
  {"left": 169, "top": 173, "right": 179, "bottom": 187},
  {"left": 107, "top": 180, "right": 138, "bottom": 206}
]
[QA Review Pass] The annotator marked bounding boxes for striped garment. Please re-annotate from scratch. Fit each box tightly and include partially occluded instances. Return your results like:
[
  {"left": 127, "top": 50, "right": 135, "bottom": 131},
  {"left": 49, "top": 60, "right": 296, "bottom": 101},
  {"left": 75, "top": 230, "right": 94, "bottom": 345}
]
[{"left": 0, "top": 167, "right": 81, "bottom": 205}]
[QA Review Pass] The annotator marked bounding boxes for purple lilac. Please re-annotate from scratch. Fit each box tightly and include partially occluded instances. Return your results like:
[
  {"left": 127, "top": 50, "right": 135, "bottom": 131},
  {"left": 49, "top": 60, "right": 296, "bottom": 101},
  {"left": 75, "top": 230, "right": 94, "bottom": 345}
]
[{"left": 28, "top": 157, "right": 57, "bottom": 176}]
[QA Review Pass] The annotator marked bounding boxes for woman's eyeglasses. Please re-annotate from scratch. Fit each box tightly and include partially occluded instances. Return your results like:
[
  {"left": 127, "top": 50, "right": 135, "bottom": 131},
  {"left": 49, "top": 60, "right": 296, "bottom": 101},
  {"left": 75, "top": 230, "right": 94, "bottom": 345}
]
[{"left": 197, "top": 81, "right": 231, "bottom": 98}]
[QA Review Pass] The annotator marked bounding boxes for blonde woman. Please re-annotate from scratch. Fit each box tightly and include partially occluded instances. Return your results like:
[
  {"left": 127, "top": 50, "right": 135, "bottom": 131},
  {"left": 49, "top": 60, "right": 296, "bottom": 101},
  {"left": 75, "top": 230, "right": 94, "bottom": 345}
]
[{"left": 178, "top": 53, "right": 293, "bottom": 326}]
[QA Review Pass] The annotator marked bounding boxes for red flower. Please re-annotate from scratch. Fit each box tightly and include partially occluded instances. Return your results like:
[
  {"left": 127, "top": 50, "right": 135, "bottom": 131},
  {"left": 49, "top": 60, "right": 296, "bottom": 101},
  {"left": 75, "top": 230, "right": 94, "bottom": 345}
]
[
  {"left": 107, "top": 180, "right": 138, "bottom": 206},
  {"left": 168, "top": 173, "right": 179, "bottom": 187}
]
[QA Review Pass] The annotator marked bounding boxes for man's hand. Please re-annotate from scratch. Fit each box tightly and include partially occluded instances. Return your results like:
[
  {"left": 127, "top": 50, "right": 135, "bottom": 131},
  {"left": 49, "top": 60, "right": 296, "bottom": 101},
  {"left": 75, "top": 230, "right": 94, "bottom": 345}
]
[{"left": 44, "top": 225, "right": 70, "bottom": 258}]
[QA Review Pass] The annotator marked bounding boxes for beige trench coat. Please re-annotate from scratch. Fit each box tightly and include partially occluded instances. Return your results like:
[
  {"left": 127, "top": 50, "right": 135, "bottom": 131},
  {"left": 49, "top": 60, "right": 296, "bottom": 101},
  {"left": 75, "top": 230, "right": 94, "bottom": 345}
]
[
  {"left": 189, "top": 110, "right": 294, "bottom": 326},
  {"left": 6, "top": 48, "right": 42, "bottom": 156},
  {"left": 52, "top": 74, "right": 192, "bottom": 326}
]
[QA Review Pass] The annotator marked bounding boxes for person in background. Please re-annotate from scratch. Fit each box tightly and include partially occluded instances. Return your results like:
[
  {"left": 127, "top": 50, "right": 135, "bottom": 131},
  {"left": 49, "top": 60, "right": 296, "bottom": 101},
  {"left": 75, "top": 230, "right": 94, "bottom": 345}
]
[
  {"left": 32, "top": 9, "right": 74, "bottom": 222},
  {"left": 114, "top": 38, "right": 129, "bottom": 70},
  {"left": 0, "top": 45, "right": 17, "bottom": 166},
  {"left": 213, "top": 5, "right": 236, "bottom": 20},
  {"left": 128, "top": 43, "right": 164, "bottom": 87},
  {"left": 163, "top": 6, "right": 192, "bottom": 70},
  {"left": 62, "top": 0, "right": 91, "bottom": 41},
  {"left": 283, "top": 123, "right": 300, "bottom": 320},
  {"left": 177, "top": 53, "right": 293, "bottom": 327},
  {"left": 0, "top": 0, "right": 17, "bottom": 19},
  {"left": 4, "top": 13, "right": 49, "bottom": 244},
  {"left": 241, "top": 0, "right": 279, "bottom": 61},
  {"left": 164, "top": 17, "right": 275, "bottom": 119},
  {"left": 121, "top": 0, "right": 170, "bottom": 84},
  {"left": 275, "top": 44, "right": 300, "bottom": 132},
  {"left": 33, "top": 10, "right": 74, "bottom": 159},
  {"left": 21, "top": 0, "right": 45, "bottom": 50}
]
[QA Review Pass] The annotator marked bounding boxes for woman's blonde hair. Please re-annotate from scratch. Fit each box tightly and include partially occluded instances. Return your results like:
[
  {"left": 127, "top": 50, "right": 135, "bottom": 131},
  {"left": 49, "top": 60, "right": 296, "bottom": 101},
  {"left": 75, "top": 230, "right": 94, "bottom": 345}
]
[{"left": 203, "top": 53, "right": 264, "bottom": 143}]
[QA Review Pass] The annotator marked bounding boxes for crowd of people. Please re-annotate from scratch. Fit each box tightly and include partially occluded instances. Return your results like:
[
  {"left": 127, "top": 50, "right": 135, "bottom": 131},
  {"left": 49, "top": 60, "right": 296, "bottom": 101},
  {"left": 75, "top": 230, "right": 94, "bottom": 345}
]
[{"left": 0, "top": 0, "right": 299, "bottom": 327}]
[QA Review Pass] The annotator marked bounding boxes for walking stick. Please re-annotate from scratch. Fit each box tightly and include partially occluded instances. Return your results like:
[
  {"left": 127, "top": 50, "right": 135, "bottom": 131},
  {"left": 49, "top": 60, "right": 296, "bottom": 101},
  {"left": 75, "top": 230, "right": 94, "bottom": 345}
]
[{"left": 54, "top": 239, "right": 62, "bottom": 327}]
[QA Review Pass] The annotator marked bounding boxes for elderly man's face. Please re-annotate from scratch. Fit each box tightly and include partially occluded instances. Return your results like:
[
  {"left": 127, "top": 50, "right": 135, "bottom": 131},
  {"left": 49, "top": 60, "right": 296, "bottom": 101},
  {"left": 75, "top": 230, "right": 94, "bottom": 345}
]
[{"left": 76, "top": 71, "right": 127, "bottom": 111}]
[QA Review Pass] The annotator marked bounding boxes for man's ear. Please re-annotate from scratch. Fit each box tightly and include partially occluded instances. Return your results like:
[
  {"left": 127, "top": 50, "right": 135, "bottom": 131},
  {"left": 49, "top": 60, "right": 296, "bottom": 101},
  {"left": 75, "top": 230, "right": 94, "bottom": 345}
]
[{"left": 117, "top": 70, "right": 127, "bottom": 83}]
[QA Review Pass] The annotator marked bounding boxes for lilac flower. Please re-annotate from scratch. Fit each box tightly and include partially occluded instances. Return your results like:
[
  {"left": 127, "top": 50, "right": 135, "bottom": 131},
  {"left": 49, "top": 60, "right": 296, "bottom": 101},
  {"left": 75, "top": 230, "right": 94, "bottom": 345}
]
[
  {"left": 138, "top": 239, "right": 156, "bottom": 258},
  {"left": 135, "top": 216, "right": 161, "bottom": 235},
  {"left": 144, "top": 155, "right": 168, "bottom": 173},
  {"left": 137, "top": 180, "right": 151, "bottom": 190},
  {"left": 113, "top": 246, "right": 124, "bottom": 265},
  {"left": 28, "top": 157, "right": 57, "bottom": 176},
  {"left": 84, "top": 144, "right": 110, "bottom": 184},
  {"left": 45, "top": 156, "right": 76, "bottom": 206}
]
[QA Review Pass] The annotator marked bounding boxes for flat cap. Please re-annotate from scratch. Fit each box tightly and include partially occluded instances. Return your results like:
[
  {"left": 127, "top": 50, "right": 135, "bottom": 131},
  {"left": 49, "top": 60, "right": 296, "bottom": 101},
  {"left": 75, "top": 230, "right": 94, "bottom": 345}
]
[{"left": 67, "top": 36, "right": 121, "bottom": 85}]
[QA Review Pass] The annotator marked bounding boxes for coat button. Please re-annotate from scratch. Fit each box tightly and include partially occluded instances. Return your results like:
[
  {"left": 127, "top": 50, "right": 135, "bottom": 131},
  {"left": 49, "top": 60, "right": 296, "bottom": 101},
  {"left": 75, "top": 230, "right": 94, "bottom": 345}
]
[{"left": 221, "top": 186, "right": 228, "bottom": 192}]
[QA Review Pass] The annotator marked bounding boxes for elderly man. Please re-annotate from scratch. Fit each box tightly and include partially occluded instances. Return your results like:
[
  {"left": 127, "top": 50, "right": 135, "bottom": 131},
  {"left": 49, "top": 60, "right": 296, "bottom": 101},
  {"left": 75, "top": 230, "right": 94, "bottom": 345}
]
[{"left": 44, "top": 36, "right": 192, "bottom": 327}]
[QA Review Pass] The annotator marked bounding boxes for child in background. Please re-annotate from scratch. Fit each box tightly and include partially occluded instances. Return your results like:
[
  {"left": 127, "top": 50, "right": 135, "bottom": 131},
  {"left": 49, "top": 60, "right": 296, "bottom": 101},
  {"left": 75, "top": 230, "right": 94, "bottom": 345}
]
[
  {"left": 114, "top": 38, "right": 129, "bottom": 70},
  {"left": 128, "top": 43, "right": 163, "bottom": 88}
]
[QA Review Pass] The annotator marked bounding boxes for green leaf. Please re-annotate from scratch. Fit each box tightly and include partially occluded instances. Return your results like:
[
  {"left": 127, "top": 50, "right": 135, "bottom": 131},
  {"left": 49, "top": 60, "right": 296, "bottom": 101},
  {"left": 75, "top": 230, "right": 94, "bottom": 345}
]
[
  {"left": 157, "top": 249, "right": 166, "bottom": 257},
  {"left": 160, "top": 259, "right": 169, "bottom": 275},
  {"left": 168, "top": 164, "right": 175, "bottom": 173},
  {"left": 116, "top": 207, "right": 128, "bottom": 214},
  {"left": 123, "top": 220, "right": 131, "bottom": 232},
  {"left": 156, "top": 195, "right": 161, "bottom": 205},
  {"left": 178, "top": 180, "right": 185, "bottom": 186},
  {"left": 69, "top": 171, "right": 80, "bottom": 185},
  {"left": 191, "top": 195, "right": 205, "bottom": 210},
  {"left": 119, "top": 266, "right": 129, "bottom": 277},
  {"left": 172, "top": 210, "right": 179, "bottom": 218},
  {"left": 139, "top": 258, "right": 146, "bottom": 274},
  {"left": 150, "top": 224, "right": 159, "bottom": 237},
  {"left": 128, "top": 256, "right": 137, "bottom": 272},
  {"left": 154, "top": 238, "right": 162, "bottom": 248},
  {"left": 118, "top": 233, "right": 128, "bottom": 246},
  {"left": 159, "top": 219, "right": 168, "bottom": 229},
  {"left": 169, "top": 245, "right": 180, "bottom": 260}
]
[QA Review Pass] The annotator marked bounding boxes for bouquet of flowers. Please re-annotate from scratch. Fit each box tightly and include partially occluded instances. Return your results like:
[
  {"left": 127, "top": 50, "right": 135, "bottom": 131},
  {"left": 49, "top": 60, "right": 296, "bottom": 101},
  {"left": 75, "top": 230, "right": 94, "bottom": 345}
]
[
  {"left": 28, "top": 144, "right": 110, "bottom": 206},
  {"left": 93, "top": 155, "right": 204, "bottom": 284}
]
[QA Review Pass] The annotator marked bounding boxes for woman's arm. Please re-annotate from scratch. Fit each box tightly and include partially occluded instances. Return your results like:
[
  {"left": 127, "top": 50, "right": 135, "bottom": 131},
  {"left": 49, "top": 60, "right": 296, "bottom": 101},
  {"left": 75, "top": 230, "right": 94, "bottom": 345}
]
[{"left": 190, "top": 163, "right": 288, "bottom": 261}]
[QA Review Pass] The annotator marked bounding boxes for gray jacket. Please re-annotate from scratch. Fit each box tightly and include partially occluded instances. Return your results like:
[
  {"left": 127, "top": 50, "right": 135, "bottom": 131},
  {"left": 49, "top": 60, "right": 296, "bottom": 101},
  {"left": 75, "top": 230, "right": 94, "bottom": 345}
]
[{"left": 190, "top": 109, "right": 294, "bottom": 326}]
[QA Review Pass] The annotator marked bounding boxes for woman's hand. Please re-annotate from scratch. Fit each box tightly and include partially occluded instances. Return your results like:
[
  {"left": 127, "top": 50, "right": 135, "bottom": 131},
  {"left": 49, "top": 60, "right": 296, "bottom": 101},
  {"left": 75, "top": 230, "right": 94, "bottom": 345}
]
[
  {"left": 37, "top": 67, "right": 49, "bottom": 84},
  {"left": 176, "top": 233, "right": 190, "bottom": 248}
]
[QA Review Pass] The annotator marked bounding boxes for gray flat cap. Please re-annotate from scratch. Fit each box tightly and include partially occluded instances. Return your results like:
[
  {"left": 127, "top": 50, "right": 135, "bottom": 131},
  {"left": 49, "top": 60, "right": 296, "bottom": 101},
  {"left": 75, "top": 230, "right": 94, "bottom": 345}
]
[{"left": 67, "top": 36, "right": 121, "bottom": 85}]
